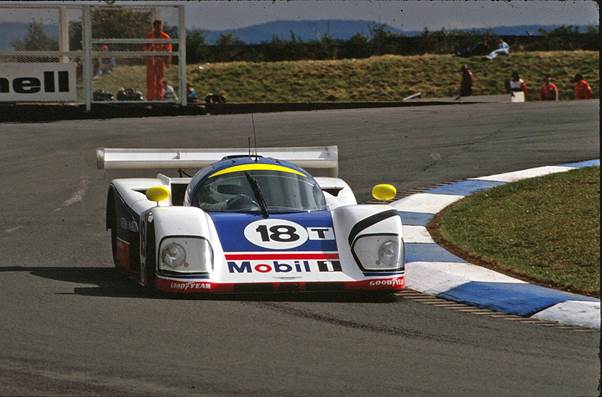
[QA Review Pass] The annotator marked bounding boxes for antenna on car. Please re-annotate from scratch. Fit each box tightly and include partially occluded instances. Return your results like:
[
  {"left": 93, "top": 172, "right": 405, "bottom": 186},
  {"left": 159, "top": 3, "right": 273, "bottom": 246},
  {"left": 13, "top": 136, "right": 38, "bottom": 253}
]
[{"left": 251, "top": 113, "right": 258, "bottom": 161}]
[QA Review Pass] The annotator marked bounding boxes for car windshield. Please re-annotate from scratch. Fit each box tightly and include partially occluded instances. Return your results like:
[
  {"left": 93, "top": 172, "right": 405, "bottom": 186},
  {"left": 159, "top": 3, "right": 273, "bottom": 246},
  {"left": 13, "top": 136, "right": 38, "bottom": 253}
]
[{"left": 195, "top": 170, "right": 327, "bottom": 213}]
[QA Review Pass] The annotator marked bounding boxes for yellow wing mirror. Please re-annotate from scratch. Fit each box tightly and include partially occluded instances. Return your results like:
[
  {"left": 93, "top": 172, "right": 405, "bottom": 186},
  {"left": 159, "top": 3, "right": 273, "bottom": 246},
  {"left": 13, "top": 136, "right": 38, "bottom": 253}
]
[
  {"left": 371, "top": 184, "right": 397, "bottom": 202},
  {"left": 146, "top": 185, "right": 170, "bottom": 205}
]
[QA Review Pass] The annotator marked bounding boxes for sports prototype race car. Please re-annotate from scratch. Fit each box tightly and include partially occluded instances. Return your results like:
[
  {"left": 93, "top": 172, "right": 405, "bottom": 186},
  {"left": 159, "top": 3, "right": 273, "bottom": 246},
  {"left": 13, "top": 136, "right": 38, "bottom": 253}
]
[{"left": 97, "top": 146, "right": 404, "bottom": 294}]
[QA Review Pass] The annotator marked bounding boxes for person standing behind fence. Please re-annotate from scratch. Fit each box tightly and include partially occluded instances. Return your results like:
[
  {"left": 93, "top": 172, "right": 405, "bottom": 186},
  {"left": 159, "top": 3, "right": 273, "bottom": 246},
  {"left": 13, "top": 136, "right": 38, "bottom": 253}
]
[
  {"left": 456, "top": 65, "right": 474, "bottom": 99},
  {"left": 573, "top": 73, "right": 593, "bottom": 100},
  {"left": 539, "top": 75, "right": 558, "bottom": 101},
  {"left": 144, "top": 20, "right": 172, "bottom": 100}
]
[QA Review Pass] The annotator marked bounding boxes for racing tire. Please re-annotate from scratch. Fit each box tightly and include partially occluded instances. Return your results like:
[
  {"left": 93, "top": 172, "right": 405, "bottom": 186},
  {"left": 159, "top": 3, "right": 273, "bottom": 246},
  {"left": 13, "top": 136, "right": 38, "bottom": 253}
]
[
  {"left": 110, "top": 224, "right": 118, "bottom": 268},
  {"left": 107, "top": 190, "right": 119, "bottom": 268},
  {"left": 142, "top": 221, "right": 157, "bottom": 290}
]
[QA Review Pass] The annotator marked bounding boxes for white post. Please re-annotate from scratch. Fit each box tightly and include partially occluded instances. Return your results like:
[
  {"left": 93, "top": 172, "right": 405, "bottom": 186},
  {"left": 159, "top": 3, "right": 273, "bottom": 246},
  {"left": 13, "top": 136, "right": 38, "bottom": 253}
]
[
  {"left": 58, "top": 6, "right": 69, "bottom": 63},
  {"left": 178, "top": 5, "right": 187, "bottom": 106},
  {"left": 83, "top": 5, "right": 92, "bottom": 111}
]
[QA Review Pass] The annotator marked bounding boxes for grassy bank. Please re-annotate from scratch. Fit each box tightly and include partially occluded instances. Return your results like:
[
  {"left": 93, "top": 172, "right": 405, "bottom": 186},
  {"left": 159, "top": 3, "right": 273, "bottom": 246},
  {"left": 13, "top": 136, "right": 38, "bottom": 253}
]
[
  {"left": 94, "top": 51, "right": 598, "bottom": 102},
  {"left": 429, "top": 167, "right": 600, "bottom": 297}
]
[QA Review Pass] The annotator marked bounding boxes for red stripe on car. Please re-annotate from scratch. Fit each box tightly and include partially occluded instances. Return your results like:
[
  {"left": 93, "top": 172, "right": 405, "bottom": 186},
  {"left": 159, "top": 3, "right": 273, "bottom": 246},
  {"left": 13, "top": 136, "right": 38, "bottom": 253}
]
[{"left": 224, "top": 252, "right": 339, "bottom": 260}]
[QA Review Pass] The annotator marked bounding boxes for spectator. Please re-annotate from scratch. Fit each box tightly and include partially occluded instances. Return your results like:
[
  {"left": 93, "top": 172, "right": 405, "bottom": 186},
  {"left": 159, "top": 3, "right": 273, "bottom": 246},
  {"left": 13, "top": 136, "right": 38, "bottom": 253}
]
[
  {"left": 539, "top": 75, "right": 558, "bottom": 101},
  {"left": 144, "top": 20, "right": 172, "bottom": 100},
  {"left": 456, "top": 65, "right": 474, "bottom": 99},
  {"left": 506, "top": 71, "right": 527, "bottom": 102},
  {"left": 186, "top": 83, "right": 199, "bottom": 103},
  {"left": 93, "top": 44, "right": 116, "bottom": 79},
  {"left": 573, "top": 73, "right": 593, "bottom": 100},
  {"left": 163, "top": 80, "right": 178, "bottom": 102},
  {"left": 485, "top": 38, "right": 510, "bottom": 60},
  {"left": 506, "top": 71, "right": 527, "bottom": 95}
]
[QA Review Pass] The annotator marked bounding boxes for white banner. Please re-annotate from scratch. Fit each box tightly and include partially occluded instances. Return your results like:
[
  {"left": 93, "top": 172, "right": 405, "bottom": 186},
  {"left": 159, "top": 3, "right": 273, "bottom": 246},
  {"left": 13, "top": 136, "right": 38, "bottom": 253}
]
[{"left": 0, "top": 63, "right": 77, "bottom": 102}]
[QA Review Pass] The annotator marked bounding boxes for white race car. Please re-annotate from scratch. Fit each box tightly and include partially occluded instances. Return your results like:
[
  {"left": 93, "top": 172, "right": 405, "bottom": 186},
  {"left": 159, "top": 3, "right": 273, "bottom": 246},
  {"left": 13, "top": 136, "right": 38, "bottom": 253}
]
[{"left": 97, "top": 146, "right": 404, "bottom": 294}]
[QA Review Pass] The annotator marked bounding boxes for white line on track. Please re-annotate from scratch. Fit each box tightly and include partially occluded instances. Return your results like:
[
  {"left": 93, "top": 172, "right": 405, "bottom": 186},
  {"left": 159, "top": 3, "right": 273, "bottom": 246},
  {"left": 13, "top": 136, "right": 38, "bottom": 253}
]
[
  {"left": 54, "top": 176, "right": 90, "bottom": 211},
  {"left": 4, "top": 225, "right": 24, "bottom": 233}
]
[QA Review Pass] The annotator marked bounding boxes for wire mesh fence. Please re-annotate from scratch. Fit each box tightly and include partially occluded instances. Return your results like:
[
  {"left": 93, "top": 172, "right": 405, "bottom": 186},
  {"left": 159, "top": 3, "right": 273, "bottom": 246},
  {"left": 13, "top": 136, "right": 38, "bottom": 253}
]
[
  {"left": 0, "top": 4, "right": 186, "bottom": 107},
  {"left": 0, "top": 5, "right": 84, "bottom": 102}
]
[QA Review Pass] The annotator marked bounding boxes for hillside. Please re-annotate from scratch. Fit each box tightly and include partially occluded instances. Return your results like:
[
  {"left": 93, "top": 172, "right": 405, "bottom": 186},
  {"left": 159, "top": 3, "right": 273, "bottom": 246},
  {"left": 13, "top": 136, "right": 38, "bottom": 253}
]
[{"left": 94, "top": 51, "right": 598, "bottom": 102}]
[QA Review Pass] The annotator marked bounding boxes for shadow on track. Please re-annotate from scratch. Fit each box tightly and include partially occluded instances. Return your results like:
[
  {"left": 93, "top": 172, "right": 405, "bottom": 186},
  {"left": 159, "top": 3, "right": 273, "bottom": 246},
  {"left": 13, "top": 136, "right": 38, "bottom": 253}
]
[{"left": 0, "top": 266, "right": 398, "bottom": 303}]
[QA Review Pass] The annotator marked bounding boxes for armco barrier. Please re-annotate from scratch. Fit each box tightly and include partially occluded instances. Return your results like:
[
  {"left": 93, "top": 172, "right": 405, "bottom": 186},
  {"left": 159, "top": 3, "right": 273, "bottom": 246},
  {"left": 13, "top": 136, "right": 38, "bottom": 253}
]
[
  {"left": 0, "top": 100, "right": 479, "bottom": 123},
  {"left": 0, "top": 103, "right": 207, "bottom": 123},
  {"left": 203, "top": 100, "right": 479, "bottom": 114}
]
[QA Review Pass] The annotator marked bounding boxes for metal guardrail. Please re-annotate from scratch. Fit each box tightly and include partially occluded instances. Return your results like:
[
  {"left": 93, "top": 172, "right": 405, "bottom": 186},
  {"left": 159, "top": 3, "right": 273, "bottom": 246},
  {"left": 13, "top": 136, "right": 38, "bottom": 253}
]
[
  {"left": 0, "top": 51, "right": 83, "bottom": 57},
  {"left": 91, "top": 51, "right": 175, "bottom": 57},
  {"left": 91, "top": 38, "right": 179, "bottom": 44}
]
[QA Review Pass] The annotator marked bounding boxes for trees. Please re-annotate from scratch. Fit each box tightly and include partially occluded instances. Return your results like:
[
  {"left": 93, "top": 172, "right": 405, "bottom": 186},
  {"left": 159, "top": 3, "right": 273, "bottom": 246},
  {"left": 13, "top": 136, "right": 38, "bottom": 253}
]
[
  {"left": 214, "top": 33, "right": 244, "bottom": 61},
  {"left": 12, "top": 20, "right": 58, "bottom": 51},
  {"left": 186, "top": 30, "right": 206, "bottom": 63},
  {"left": 342, "top": 33, "right": 371, "bottom": 59},
  {"left": 69, "top": 8, "right": 153, "bottom": 50},
  {"left": 369, "top": 23, "right": 399, "bottom": 55}
]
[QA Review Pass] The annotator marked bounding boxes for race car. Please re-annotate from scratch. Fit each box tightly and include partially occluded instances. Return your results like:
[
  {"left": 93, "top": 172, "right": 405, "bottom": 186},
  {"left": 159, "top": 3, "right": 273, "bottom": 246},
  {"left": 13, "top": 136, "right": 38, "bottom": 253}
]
[{"left": 97, "top": 146, "right": 404, "bottom": 294}]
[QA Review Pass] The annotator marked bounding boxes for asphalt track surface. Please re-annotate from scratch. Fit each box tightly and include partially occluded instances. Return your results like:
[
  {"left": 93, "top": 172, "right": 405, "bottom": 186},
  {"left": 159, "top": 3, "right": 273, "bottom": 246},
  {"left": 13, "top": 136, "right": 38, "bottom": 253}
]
[{"left": 0, "top": 100, "right": 599, "bottom": 396}]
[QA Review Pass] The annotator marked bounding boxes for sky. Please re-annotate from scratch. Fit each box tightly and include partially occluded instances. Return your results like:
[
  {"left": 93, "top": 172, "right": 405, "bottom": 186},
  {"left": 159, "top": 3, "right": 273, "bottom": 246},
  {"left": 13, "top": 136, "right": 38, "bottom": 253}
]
[
  {"left": 0, "top": 1, "right": 598, "bottom": 31},
  {"left": 184, "top": 1, "right": 599, "bottom": 31}
]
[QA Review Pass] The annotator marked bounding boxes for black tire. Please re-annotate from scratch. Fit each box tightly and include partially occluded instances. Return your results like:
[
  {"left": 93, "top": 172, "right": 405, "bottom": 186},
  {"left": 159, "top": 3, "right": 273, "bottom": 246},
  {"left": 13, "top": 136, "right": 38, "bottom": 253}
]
[
  {"left": 107, "top": 187, "right": 119, "bottom": 268},
  {"left": 110, "top": 224, "right": 118, "bottom": 268},
  {"left": 143, "top": 221, "right": 156, "bottom": 289}
]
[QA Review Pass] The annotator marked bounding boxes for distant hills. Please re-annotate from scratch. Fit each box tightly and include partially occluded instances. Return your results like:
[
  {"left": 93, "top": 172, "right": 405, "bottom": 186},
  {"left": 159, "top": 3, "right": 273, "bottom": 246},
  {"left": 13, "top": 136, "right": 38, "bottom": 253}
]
[
  {"left": 201, "top": 20, "right": 593, "bottom": 44},
  {"left": 0, "top": 20, "right": 595, "bottom": 50},
  {"left": 203, "top": 20, "right": 398, "bottom": 43}
]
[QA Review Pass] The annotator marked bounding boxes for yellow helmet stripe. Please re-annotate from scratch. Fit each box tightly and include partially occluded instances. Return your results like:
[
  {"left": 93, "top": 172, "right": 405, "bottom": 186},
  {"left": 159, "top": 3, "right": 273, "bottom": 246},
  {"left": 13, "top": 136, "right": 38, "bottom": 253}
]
[{"left": 209, "top": 163, "right": 306, "bottom": 178}]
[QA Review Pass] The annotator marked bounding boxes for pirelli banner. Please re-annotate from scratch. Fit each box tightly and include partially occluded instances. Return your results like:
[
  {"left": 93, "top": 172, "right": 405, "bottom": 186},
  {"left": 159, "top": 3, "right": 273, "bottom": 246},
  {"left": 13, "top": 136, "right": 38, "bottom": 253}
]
[{"left": 0, "top": 63, "right": 77, "bottom": 102}]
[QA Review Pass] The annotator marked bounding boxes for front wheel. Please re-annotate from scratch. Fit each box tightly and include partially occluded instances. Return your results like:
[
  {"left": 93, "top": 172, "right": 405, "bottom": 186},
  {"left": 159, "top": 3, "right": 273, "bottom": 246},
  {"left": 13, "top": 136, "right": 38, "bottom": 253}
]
[{"left": 141, "top": 220, "right": 156, "bottom": 289}]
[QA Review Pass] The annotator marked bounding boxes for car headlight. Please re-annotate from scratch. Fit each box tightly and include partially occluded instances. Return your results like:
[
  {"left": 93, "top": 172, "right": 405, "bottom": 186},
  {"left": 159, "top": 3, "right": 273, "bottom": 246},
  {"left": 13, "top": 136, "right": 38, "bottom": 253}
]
[
  {"left": 352, "top": 234, "right": 404, "bottom": 272},
  {"left": 159, "top": 237, "right": 213, "bottom": 274},
  {"left": 161, "top": 242, "right": 187, "bottom": 268}
]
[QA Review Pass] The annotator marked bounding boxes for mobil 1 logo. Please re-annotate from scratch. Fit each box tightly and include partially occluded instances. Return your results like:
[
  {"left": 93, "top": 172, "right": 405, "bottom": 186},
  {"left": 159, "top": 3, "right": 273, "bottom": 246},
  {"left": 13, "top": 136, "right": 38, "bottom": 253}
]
[{"left": 244, "top": 219, "right": 335, "bottom": 249}]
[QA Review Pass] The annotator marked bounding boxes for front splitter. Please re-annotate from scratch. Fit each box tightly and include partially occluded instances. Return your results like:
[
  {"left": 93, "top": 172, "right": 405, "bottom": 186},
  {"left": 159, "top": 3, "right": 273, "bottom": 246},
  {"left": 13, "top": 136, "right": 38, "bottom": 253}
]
[{"left": 154, "top": 275, "right": 405, "bottom": 294}]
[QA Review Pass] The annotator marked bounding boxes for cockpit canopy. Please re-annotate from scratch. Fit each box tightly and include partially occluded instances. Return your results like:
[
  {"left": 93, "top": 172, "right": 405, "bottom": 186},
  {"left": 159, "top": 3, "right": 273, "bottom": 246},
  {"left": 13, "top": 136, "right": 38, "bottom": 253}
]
[{"left": 190, "top": 159, "right": 327, "bottom": 213}]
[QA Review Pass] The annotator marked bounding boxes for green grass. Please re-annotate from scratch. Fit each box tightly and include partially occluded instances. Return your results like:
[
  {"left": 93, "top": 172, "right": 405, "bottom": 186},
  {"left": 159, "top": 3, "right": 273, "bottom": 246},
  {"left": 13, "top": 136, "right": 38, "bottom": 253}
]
[
  {"left": 430, "top": 167, "right": 600, "bottom": 297},
  {"left": 94, "top": 51, "right": 599, "bottom": 102}
]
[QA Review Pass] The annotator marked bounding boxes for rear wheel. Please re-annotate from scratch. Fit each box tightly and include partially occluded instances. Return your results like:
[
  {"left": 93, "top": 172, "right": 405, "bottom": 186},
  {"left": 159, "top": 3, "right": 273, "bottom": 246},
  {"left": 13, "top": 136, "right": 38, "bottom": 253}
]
[
  {"left": 110, "top": 225, "right": 118, "bottom": 268},
  {"left": 107, "top": 188, "right": 119, "bottom": 268}
]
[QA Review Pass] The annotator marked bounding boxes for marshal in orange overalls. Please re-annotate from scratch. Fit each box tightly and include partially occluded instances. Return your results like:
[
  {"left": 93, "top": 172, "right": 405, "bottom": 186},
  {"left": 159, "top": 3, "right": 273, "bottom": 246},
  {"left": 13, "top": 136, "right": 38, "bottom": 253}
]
[{"left": 144, "top": 29, "right": 172, "bottom": 100}]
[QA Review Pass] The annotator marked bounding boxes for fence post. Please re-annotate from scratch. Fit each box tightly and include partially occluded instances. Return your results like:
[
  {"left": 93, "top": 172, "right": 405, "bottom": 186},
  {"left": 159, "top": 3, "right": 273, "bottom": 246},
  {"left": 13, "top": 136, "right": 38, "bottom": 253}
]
[
  {"left": 58, "top": 6, "right": 69, "bottom": 63},
  {"left": 178, "top": 5, "right": 187, "bottom": 106},
  {"left": 83, "top": 5, "right": 92, "bottom": 111}
]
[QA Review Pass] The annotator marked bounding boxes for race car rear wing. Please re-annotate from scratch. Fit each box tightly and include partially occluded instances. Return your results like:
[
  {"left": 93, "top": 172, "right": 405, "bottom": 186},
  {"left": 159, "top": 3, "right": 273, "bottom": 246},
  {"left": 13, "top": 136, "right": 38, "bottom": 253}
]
[{"left": 96, "top": 146, "right": 339, "bottom": 177}]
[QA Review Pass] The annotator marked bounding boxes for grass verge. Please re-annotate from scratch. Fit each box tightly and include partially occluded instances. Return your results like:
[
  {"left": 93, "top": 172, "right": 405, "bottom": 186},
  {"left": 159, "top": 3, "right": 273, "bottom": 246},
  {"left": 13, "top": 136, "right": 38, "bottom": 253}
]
[
  {"left": 428, "top": 166, "right": 600, "bottom": 297},
  {"left": 94, "top": 51, "right": 598, "bottom": 102}
]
